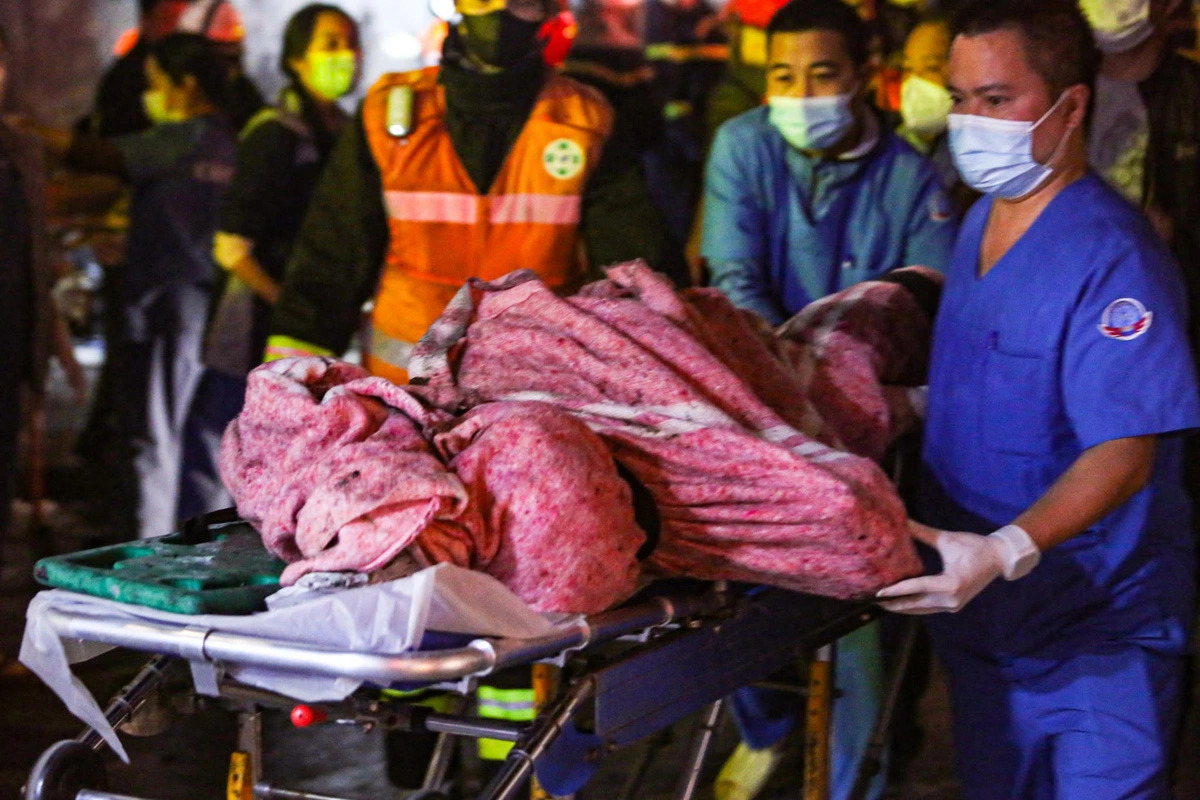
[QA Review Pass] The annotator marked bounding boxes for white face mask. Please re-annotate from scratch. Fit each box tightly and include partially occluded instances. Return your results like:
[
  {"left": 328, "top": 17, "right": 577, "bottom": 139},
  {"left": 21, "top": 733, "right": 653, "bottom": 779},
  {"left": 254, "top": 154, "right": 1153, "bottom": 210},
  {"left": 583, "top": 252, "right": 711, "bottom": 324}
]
[
  {"left": 1079, "top": 0, "right": 1154, "bottom": 54},
  {"left": 900, "top": 75, "right": 953, "bottom": 138},
  {"left": 767, "top": 92, "right": 856, "bottom": 152},
  {"left": 947, "top": 93, "right": 1071, "bottom": 199}
]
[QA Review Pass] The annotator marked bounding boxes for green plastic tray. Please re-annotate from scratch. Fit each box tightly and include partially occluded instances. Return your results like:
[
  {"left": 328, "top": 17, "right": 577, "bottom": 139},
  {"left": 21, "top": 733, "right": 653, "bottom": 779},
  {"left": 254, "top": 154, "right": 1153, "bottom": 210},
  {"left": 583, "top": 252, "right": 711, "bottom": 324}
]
[{"left": 33, "top": 514, "right": 285, "bottom": 615}]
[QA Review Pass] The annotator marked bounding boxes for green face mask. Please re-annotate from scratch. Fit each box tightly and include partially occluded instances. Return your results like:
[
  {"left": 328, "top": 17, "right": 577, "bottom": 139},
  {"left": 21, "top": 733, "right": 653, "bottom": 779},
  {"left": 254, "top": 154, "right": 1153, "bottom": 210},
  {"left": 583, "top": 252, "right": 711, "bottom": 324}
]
[
  {"left": 306, "top": 50, "right": 357, "bottom": 101},
  {"left": 142, "top": 89, "right": 187, "bottom": 125}
]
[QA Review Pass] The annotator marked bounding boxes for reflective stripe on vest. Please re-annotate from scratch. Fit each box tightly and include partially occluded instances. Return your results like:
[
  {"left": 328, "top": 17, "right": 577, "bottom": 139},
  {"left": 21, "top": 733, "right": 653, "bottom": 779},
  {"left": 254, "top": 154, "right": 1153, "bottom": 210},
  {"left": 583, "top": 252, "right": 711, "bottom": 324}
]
[
  {"left": 367, "top": 325, "right": 415, "bottom": 373},
  {"left": 644, "top": 42, "right": 730, "bottom": 63},
  {"left": 263, "top": 335, "right": 334, "bottom": 363},
  {"left": 383, "top": 192, "right": 581, "bottom": 226},
  {"left": 383, "top": 191, "right": 478, "bottom": 224}
]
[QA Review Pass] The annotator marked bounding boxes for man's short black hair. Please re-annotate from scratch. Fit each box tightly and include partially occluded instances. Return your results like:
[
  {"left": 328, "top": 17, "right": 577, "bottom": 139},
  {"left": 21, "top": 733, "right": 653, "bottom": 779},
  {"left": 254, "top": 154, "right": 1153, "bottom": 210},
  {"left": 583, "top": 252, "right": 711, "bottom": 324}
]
[
  {"left": 766, "top": 0, "right": 871, "bottom": 67},
  {"left": 952, "top": 0, "right": 1100, "bottom": 100}
]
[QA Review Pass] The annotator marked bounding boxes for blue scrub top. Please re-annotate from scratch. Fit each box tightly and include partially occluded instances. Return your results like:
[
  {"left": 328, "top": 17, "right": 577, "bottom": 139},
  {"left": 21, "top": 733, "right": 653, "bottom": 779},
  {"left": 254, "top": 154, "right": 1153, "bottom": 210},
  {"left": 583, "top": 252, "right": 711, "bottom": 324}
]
[
  {"left": 701, "top": 106, "right": 957, "bottom": 324},
  {"left": 919, "top": 174, "right": 1200, "bottom": 677}
]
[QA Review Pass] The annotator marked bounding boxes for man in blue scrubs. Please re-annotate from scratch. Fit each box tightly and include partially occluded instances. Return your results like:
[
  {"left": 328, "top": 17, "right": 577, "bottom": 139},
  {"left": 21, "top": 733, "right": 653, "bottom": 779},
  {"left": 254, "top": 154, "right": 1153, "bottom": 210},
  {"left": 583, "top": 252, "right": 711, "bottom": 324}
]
[
  {"left": 877, "top": 1, "right": 1200, "bottom": 797},
  {"left": 702, "top": 3, "right": 956, "bottom": 799},
  {"left": 700, "top": 0, "right": 956, "bottom": 324}
]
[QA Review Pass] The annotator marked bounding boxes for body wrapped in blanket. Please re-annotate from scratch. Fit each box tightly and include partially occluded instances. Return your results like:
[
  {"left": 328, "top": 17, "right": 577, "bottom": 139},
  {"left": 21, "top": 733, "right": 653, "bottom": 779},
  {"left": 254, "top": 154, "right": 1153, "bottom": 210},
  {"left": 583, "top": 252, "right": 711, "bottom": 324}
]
[{"left": 221, "top": 264, "right": 939, "bottom": 613}]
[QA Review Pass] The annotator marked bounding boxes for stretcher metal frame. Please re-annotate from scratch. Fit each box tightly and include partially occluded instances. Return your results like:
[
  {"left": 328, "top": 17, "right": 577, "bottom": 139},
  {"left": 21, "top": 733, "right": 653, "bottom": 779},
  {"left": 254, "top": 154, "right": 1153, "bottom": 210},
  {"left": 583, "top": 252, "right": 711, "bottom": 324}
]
[{"left": 25, "top": 580, "right": 881, "bottom": 800}]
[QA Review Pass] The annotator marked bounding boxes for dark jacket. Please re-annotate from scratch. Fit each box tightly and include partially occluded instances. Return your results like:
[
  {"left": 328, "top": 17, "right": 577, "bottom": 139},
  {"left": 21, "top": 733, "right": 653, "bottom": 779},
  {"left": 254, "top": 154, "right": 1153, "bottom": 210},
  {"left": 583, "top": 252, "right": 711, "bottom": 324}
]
[
  {"left": 204, "top": 86, "right": 346, "bottom": 374},
  {"left": 271, "top": 42, "right": 674, "bottom": 355},
  {"left": 0, "top": 121, "right": 56, "bottom": 393},
  {"left": 1141, "top": 49, "right": 1200, "bottom": 353}
]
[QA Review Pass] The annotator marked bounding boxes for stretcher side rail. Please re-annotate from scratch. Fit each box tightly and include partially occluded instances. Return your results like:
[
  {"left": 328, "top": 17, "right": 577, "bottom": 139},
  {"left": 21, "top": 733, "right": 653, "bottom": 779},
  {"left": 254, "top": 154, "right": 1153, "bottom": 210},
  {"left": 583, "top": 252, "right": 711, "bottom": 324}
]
[{"left": 40, "top": 590, "right": 726, "bottom": 686}]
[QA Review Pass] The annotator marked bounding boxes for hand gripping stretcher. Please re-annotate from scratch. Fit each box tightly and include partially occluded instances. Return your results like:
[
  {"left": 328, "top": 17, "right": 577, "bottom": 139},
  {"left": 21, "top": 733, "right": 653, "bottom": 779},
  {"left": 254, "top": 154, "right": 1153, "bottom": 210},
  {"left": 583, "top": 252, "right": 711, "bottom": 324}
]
[{"left": 22, "top": 513, "right": 916, "bottom": 800}]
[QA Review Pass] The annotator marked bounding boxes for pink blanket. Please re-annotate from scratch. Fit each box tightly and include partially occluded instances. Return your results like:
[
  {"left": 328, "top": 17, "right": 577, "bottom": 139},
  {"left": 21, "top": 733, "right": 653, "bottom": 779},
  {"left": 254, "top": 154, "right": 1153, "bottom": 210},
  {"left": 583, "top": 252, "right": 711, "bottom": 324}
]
[
  {"left": 407, "top": 263, "right": 924, "bottom": 598},
  {"left": 219, "top": 359, "right": 642, "bottom": 612},
  {"left": 223, "top": 264, "right": 935, "bottom": 610}
]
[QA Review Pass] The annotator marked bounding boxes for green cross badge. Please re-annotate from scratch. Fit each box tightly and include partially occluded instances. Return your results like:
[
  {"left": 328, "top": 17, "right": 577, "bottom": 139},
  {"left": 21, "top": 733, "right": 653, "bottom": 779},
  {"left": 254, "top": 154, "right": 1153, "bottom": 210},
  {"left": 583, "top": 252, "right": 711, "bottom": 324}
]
[{"left": 543, "top": 138, "right": 586, "bottom": 180}]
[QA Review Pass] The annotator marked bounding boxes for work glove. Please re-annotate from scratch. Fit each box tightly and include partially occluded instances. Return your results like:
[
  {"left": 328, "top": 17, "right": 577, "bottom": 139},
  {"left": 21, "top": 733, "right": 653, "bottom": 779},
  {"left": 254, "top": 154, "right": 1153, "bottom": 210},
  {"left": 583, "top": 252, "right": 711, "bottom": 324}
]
[{"left": 875, "top": 521, "right": 1040, "bottom": 614}]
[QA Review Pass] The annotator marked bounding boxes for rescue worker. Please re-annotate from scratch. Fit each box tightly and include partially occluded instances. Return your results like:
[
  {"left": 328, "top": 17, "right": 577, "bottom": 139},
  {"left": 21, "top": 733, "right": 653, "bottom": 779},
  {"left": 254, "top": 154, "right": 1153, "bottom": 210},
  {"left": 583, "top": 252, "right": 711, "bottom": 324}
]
[
  {"left": 177, "top": 3, "right": 362, "bottom": 521},
  {"left": 266, "top": 0, "right": 671, "bottom": 383},
  {"left": 702, "top": 5, "right": 956, "bottom": 797},
  {"left": 267, "top": 0, "right": 666, "bottom": 786},
  {"left": 876, "top": 2, "right": 1200, "bottom": 798},
  {"left": 641, "top": 0, "right": 729, "bottom": 263}
]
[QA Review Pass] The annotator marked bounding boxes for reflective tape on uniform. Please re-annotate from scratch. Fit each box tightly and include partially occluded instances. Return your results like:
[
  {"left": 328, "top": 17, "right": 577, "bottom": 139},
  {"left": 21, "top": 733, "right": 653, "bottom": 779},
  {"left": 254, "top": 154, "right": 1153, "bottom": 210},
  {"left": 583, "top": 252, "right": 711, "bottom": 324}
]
[
  {"left": 477, "top": 686, "right": 535, "bottom": 762},
  {"left": 367, "top": 326, "right": 415, "bottom": 371},
  {"left": 384, "top": 191, "right": 478, "bottom": 223},
  {"left": 383, "top": 191, "right": 581, "bottom": 226},
  {"left": 490, "top": 194, "right": 581, "bottom": 225},
  {"left": 476, "top": 688, "right": 536, "bottom": 721},
  {"left": 644, "top": 42, "right": 730, "bottom": 62},
  {"left": 263, "top": 335, "right": 334, "bottom": 362}
]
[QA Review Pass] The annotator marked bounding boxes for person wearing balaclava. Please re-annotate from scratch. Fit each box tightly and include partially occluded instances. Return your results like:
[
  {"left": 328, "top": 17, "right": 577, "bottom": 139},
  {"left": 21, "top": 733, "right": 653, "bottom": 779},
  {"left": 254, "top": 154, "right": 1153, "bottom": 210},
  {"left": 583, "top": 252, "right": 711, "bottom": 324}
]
[
  {"left": 700, "top": 3, "right": 955, "bottom": 800},
  {"left": 266, "top": 0, "right": 672, "bottom": 388}
]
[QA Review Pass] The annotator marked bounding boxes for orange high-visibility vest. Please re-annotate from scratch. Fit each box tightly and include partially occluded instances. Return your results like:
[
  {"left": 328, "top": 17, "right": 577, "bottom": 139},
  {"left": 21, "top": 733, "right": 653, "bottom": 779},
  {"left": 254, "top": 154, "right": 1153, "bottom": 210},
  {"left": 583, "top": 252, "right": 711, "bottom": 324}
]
[{"left": 361, "top": 67, "right": 613, "bottom": 383}]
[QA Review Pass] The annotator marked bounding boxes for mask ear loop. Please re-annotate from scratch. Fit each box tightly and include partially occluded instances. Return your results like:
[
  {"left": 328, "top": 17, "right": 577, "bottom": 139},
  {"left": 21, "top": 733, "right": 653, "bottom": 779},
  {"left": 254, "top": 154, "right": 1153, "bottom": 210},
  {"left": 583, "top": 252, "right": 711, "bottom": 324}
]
[
  {"left": 1004, "top": 90, "right": 1078, "bottom": 200},
  {"left": 1030, "top": 90, "right": 1078, "bottom": 170}
]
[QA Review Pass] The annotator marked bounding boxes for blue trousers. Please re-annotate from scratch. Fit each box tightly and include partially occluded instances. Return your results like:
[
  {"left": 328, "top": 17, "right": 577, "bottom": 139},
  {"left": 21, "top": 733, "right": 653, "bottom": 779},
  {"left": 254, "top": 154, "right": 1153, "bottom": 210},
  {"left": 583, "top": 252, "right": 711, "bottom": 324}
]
[
  {"left": 941, "top": 643, "right": 1182, "bottom": 800},
  {"left": 731, "top": 622, "right": 887, "bottom": 800}
]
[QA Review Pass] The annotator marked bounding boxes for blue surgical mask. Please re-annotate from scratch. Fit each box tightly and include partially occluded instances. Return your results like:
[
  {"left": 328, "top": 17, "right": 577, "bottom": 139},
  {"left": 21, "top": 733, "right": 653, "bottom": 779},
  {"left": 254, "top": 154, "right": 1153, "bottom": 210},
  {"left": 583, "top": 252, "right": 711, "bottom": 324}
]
[
  {"left": 947, "top": 93, "right": 1069, "bottom": 199},
  {"left": 768, "top": 92, "right": 856, "bottom": 152}
]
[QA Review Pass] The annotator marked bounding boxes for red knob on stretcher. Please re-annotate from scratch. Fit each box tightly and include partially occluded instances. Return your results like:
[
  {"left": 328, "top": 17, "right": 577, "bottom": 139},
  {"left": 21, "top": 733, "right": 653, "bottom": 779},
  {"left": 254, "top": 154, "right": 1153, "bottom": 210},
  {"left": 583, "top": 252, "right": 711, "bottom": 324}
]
[{"left": 290, "top": 704, "right": 327, "bottom": 728}]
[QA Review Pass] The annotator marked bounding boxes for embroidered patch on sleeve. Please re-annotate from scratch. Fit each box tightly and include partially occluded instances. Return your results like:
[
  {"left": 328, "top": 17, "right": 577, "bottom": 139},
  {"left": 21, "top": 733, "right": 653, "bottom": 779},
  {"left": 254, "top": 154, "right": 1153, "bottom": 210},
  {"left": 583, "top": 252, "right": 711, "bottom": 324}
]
[{"left": 1098, "top": 298, "right": 1153, "bottom": 341}]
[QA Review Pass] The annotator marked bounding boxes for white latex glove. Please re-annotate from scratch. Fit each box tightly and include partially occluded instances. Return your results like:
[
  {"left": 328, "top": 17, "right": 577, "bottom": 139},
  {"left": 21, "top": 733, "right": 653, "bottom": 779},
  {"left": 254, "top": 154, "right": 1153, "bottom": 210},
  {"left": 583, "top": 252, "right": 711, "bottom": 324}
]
[{"left": 875, "top": 521, "right": 1039, "bottom": 614}]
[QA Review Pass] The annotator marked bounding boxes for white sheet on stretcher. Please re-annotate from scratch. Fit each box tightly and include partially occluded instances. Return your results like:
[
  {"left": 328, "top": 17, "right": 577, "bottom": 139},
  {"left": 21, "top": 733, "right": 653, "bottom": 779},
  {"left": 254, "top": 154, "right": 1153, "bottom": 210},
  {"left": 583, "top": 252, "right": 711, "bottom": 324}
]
[{"left": 19, "top": 564, "right": 574, "bottom": 762}]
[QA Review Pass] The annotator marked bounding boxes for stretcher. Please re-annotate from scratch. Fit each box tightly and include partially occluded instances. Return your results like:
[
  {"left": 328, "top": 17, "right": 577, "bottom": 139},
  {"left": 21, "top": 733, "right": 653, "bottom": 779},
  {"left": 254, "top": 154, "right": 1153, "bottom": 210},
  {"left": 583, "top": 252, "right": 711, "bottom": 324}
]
[{"left": 22, "top": 519, "right": 890, "bottom": 800}]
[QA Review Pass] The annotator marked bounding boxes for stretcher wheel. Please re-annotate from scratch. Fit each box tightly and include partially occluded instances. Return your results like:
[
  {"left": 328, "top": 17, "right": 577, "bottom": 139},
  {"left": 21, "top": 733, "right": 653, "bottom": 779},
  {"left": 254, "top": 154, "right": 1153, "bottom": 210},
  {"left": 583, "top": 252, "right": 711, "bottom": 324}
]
[{"left": 25, "top": 740, "right": 107, "bottom": 800}]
